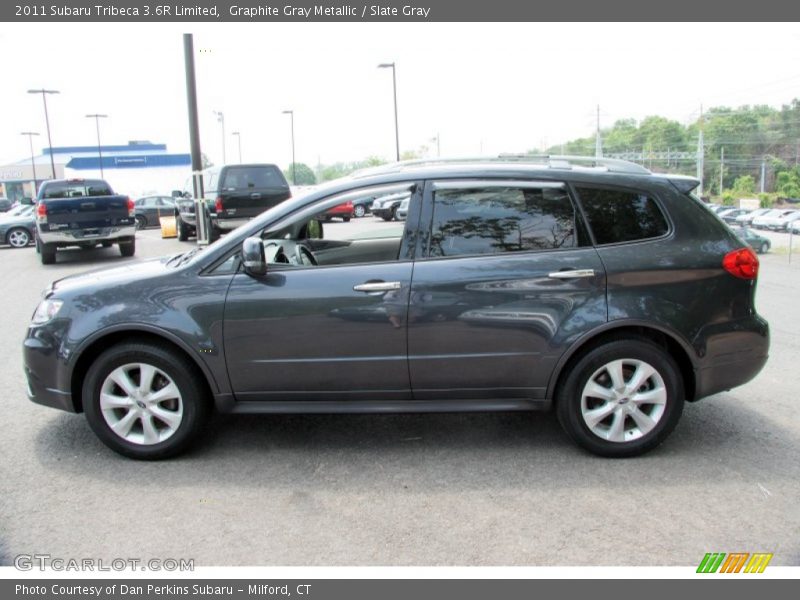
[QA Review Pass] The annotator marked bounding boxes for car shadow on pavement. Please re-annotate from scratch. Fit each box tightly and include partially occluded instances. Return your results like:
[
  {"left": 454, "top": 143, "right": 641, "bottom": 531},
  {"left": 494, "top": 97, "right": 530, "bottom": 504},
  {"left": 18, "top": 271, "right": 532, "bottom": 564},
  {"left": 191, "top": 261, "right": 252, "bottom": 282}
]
[{"left": 32, "top": 393, "right": 800, "bottom": 492}]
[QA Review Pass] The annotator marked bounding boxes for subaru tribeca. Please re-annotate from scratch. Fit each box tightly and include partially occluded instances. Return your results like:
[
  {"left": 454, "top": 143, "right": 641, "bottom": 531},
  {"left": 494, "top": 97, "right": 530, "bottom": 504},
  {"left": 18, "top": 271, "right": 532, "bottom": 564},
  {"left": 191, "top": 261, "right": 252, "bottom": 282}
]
[{"left": 23, "top": 156, "right": 769, "bottom": 459}]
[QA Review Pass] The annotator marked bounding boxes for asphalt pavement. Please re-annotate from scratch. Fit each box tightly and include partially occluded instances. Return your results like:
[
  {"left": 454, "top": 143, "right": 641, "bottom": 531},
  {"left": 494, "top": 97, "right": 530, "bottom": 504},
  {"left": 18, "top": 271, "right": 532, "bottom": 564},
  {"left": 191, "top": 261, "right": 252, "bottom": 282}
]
[{"left": 0, "top": 224, "right": 798, "bottom": 567}]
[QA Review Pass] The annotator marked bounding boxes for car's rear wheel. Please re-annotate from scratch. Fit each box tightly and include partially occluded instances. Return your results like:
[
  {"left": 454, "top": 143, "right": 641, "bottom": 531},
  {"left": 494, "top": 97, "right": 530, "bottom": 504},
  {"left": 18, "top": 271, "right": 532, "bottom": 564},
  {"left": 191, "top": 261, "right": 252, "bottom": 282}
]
[
  {"left": 176, "top": 214, "right": 190, "bottom": 241},
  {"left": 40, "top": 241, "right": 56, "bottom": 264},
  {"left": 135, "top": 215, "right": 147, "bottom": 230},
  {"left": 353, "top": 204, "right": 366, "bottom": 218},
  {"left": 343, "top": 216, "right": 351, "bottom": 222},
  {"left": 83, "top": 342, "right": 210, "bottom": 460},
  {"left": 760, "top": 242, "right": 769, "bottom": 254},
  {"left": 119, "top": 237, "right": 136, "bottom": 257},
  {"left": 6, "top": 227, "right": 31, "bottom": 248},
  {"left": 556, "top": 338, "right": 684, "bottom": 457}
]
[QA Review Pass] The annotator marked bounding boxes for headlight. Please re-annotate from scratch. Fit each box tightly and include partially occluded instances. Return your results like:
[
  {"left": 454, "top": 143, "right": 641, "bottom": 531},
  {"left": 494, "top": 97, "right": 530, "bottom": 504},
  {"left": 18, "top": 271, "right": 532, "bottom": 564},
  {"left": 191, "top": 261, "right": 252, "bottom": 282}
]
[{"left": 31, "top": 299, "right": 63, "bottom": 325}]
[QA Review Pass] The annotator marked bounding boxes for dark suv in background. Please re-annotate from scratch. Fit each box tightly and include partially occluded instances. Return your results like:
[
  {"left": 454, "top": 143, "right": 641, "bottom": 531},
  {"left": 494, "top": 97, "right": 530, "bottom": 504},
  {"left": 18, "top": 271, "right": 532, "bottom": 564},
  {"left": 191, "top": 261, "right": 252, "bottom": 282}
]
[
  {"left": 24, "top": 156, "right": 769, "bottom": 459},
  {"left": 174, "top": 163, "right": 291, "bottom": 241}
]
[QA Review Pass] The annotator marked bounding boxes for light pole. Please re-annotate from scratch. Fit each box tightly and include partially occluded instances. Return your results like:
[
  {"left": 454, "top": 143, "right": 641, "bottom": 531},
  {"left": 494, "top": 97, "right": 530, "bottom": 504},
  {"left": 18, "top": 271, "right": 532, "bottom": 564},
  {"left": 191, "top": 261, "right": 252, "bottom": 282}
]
[
  {"left": 213, "top": 110, "right": 226, "bottom": 164},
  {"left": 282, "top": 110, "right": 296, "bottom": 185},
  {"left": 21, "top": 131, "right": 39, "bottom": 195},
  {"left": 27, "top": 88, "right": 59, "bottom": 179},
  {"left": 377, "top": 63, "right": 400, "bottom": 161},
  {"left": 86, "top": 114, "right": 108, "bottom": 178},
  {"left": 232, "top": 131, "right": 242, "bottom": 163}
]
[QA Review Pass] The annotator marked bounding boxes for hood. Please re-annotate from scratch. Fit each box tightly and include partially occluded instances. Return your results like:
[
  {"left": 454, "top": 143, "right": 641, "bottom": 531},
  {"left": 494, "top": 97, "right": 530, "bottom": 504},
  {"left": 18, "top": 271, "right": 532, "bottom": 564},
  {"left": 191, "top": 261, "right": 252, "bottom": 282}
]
[{"left": 48, "top": 256, "right": 176, "bottom": 297}]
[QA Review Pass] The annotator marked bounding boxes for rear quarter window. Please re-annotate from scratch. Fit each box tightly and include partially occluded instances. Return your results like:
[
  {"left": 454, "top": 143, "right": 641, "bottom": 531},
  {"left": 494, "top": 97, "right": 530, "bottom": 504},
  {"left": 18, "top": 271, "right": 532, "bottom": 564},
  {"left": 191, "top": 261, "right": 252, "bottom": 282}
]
[{"left": 576, "top": 186, "right": 669, "bottom": 245}]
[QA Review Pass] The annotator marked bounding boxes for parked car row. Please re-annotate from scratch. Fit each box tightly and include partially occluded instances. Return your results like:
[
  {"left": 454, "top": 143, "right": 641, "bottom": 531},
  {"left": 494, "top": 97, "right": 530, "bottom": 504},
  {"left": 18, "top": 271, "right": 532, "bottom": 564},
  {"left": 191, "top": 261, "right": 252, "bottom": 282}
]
[{"left": 707, "top": 204, "right": 800, "bottom": 233}]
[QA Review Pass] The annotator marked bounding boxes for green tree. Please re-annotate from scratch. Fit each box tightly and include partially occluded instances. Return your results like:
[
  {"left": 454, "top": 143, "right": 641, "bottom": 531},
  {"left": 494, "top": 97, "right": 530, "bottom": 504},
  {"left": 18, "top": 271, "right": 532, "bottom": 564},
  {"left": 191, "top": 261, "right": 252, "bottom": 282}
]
[
  {"left": 731, "top": 175, "right": 756, "bottom": 195},
  {"left": 283, "top": 163, "right": 316, "bottom": 185}
]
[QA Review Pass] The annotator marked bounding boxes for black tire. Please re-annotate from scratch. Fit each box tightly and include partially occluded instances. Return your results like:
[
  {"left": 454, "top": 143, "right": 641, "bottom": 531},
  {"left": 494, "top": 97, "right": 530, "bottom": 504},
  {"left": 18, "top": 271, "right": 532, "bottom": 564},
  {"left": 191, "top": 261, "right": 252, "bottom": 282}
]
[
  {"left": 760, "top": 242, "right": 769, "bottom": 254},
  {"left": 390, "top": 206, "right": 398, "bottom": 221},
  {"left": 343, "top": 217, "right": 351, "bottom": 222},
  {"left": 381, "top": 214, "right": 393, "bottom": 222},
  {"left": 119, "top": 237, "right": 136, "bottom": 257},
  {"left": 6, "top": 227, "right": 31, "bottom": 248},
  {"left": 40, "top": 242, "right": 56, "bottom": 265},
  {"left": 135, "top": 215, "right": 147, "bottom": 230},
  {"left": 353, "top": 205, "right": 366, "bottom": 218},
  {"left": 177, "top": 215, "right": 190, "bottom": 241},
  {"left": 82, "top": 341, "right": 211, "bottom": 460},
  {"left": 555, "top": 338, "right": 684, "bottom": 458}
]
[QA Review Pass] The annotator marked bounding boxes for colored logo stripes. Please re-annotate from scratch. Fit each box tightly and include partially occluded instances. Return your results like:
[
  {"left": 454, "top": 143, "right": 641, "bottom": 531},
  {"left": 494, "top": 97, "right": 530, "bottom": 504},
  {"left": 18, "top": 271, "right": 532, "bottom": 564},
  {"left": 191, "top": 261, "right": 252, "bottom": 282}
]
[{"left": 697, "top": 552, "right": 773, "bottom": 573}]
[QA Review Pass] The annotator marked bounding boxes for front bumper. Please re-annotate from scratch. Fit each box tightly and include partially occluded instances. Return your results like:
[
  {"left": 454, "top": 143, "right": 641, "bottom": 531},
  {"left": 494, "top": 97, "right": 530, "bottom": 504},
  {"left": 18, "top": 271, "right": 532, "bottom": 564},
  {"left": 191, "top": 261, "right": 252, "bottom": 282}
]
[
  {"left": 23, "top": 326, "right": 77, "bottom": 413},
  {"left": 37, "top": 225, "right": 135, "bottom": 245}
]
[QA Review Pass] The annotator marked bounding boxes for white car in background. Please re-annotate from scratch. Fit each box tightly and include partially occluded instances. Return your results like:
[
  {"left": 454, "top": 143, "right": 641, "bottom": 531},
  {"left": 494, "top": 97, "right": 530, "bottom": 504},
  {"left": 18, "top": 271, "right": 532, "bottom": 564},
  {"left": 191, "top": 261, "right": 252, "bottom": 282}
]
[
  {"left": 768, "top": 210, "right": 800, "bottom": 231},
  {"left": 752, "top": 209, "right": 796, "bottom": 229},
  {"left": 736, "top": 207, "right": 771, "bottom": 225}
]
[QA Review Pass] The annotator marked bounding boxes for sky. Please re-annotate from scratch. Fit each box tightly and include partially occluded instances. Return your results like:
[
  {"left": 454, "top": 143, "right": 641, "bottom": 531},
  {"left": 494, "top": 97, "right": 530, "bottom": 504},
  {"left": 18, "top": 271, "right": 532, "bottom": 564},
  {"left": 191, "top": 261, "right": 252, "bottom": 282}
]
[{"left": 1, "top": 22, "right": 800, "bottom": 171}]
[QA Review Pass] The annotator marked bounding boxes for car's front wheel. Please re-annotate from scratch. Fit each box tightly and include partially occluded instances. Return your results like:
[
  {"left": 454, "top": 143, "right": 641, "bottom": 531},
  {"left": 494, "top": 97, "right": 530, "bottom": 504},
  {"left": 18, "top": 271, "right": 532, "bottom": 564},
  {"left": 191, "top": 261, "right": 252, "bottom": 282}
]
[
  {"left": 760, "top": 242, "right": 769, "bottom": 254},
  {"left": 556, "top": 338, "right": 684, "bottom": 457},
  {"left": 82, "top": 341, "right": 210, "bottom": 459}
]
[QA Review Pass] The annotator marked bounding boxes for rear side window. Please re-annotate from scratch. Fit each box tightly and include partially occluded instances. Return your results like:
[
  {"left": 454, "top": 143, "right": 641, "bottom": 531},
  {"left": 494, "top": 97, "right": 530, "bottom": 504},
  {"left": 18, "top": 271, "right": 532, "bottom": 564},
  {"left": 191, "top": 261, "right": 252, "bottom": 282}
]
[
  {"left": 221, "top": 166, "right": 287, "bottom": 190},
  {"left": 576, "top": 187, "right": 668, "bottom": 245},
  {"left": 427, "top": 183, "right": 577, "bottom": 258}
]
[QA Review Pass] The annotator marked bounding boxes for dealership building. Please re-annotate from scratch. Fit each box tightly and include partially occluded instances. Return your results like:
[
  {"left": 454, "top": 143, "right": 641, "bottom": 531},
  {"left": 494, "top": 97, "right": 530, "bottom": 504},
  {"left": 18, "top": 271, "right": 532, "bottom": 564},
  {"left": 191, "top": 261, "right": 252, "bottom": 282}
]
[{"left": 0, "top": 141, "right": 191, "bottom": 202}]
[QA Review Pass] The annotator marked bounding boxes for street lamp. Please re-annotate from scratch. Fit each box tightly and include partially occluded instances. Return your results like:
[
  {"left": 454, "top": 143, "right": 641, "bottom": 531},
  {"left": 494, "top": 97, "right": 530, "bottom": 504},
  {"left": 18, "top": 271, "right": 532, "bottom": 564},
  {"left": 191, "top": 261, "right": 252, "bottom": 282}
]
[
  {"left": 377, "top": 63, "right": 400, "bottom": 162},
  {"left": 27, "top": 88, "right": 59, "bottom": 179},
  {"left": 20, "top": 131, "right": 39, "bottom": 195},
  {"left": 213, "top": 110, "right": 226, "bottom": 164},
  {"left": 282, "top": 110, "right": 296, "bottom": 185},
  {"left": 85, "top": 114, "right": 108, "bottom": 178},
  {"left": 232, "top": 131, "right": 242, "bottom": 163}
]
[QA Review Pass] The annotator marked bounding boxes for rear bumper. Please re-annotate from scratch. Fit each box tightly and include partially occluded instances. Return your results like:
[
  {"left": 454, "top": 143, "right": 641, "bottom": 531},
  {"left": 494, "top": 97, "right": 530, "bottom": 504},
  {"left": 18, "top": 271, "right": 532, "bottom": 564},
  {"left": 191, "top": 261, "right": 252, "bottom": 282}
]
[
  {"left": 37, "top": 225, "right": 135, "bottom": 245},
  {"left": 693, "top": 315, "right": 770, "bottom": 400},
  {"left": 214, "top": 217, "right": 251, "bottom": 231}
]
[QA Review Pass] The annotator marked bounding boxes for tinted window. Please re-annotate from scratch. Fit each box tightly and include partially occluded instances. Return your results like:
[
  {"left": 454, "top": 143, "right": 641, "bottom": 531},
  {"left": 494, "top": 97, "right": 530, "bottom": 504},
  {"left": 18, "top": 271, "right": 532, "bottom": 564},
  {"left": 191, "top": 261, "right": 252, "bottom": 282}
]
[
  {"left": 428, "top": 184, "right": 577, "bottom": 258},
  {"left": 576, "top": 187, "right": 668, "bottom": 245},
  {"left": 41, "top": 180, "right": 113, "bottom": 199},
  {"left": 221, "top": 166, "right": 287, "bottom": 190}
]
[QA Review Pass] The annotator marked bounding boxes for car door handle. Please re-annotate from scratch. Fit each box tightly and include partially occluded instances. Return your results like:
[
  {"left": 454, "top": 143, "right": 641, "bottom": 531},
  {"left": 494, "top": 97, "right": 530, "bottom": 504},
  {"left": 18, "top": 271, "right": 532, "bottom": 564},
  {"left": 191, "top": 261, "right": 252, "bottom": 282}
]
[
  {"left": 353, "top": 281, "right": 402, "bottom": 293},
  {"left": 547, "top": 269, "right": 595, "bottom": 279}
]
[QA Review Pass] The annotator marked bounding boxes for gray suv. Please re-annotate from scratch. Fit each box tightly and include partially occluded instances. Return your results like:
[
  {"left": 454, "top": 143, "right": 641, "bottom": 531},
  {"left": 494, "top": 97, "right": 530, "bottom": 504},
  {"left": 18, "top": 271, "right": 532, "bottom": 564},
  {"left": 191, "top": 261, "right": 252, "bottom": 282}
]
[{"left": 23, "top": 156, "right": 769, "bottom": 459}]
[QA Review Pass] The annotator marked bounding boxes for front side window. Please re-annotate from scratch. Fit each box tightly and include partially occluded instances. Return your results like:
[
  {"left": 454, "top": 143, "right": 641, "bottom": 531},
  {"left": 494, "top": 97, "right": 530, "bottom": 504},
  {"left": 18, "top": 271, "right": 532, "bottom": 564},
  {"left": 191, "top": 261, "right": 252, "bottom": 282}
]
[
  {"left": 576, "top": 186, "right": 669, "bottom": 245},
  {"left": 427, "top": 183, "right": 577, "bottom": 258}
]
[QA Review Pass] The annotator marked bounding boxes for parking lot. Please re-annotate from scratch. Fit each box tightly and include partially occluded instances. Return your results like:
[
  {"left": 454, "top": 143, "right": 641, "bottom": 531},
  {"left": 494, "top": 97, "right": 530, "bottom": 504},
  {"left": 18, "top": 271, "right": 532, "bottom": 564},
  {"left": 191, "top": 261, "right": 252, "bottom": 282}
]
[{"left": 1, "top": 222, "right": 799, "bottom": 567}]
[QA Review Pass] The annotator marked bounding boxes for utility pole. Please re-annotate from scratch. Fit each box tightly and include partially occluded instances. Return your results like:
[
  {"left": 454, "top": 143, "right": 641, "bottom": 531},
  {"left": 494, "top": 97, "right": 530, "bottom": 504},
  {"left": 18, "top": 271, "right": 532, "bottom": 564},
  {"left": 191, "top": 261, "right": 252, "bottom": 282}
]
[
  {"left": 719, "top": 147, "right": 724, "bottom": 195},
  {"left": 183, "top": 33, "right": 208, "bottom": 245},
  {"left": 760, "top": 158, "right": 766, "bottom": 194},
  {"left": 86, "top": 114, "right": 108, "bottom": 178},
  {"left": 21, "top": 132, "right": 39, "bottom": 194},
  {"left": 696, "top": 104, "right": 704, "bottom": 197},
  {"left": 595, "top": 104, "right": 602, "bottom": 158},
  {"left": 27, "top": 88, "right": 59, "bottom": 180}
]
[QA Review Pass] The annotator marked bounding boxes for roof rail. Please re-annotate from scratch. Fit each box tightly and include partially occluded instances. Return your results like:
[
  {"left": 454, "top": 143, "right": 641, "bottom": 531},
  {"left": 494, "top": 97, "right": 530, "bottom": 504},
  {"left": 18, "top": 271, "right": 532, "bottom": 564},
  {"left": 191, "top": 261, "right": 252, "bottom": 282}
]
[{"left": 352, "top": 154, "right": 651, "bottom": 178}]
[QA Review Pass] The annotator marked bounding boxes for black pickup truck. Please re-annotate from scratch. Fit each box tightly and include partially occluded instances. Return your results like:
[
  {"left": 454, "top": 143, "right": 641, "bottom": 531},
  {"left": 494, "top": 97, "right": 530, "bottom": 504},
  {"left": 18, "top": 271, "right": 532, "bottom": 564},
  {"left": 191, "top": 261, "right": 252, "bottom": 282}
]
[
  {"left": 35, "top": 179, "right": 136, "bottom": 265},
  {"left": 174, "top": 164, "right": 291, "bottom": 241}
]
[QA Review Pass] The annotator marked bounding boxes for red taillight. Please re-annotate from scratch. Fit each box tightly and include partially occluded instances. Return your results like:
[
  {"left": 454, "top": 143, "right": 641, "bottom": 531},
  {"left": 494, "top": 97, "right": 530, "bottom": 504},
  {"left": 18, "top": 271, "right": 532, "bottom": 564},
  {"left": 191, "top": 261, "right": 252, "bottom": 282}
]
[
  {"left": 723, "top": 247, "right": 759, "bottom": 280},
  {"left": 127, "top": 197, "right": 135, "bottom": 217},
  {"left": 215, "top": 196, "right": 224, "bottom": 212},
  {"left": 36, "top": 202, "right": 47, "bottom": 223}
]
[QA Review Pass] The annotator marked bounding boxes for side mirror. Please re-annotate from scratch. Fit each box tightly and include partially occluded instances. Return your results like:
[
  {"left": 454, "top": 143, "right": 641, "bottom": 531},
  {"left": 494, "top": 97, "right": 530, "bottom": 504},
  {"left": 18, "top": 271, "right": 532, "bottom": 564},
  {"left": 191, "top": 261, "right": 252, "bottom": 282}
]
[
  {"left": 183, "top": 191, "right": 192, "bottom": 199},
  {"left": 171, "top": 189, "right": 183, "bottom": 198},
  {"left": 242, "top": 237, "right": 267, "bottom": 276}
]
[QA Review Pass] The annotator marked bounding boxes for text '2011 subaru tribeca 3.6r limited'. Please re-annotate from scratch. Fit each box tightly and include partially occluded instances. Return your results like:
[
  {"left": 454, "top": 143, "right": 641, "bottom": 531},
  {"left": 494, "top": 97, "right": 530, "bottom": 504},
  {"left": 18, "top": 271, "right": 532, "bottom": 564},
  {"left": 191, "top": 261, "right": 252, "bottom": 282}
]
[{"left": 23, "top": 156, "right": 769, "bottom": 459}]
